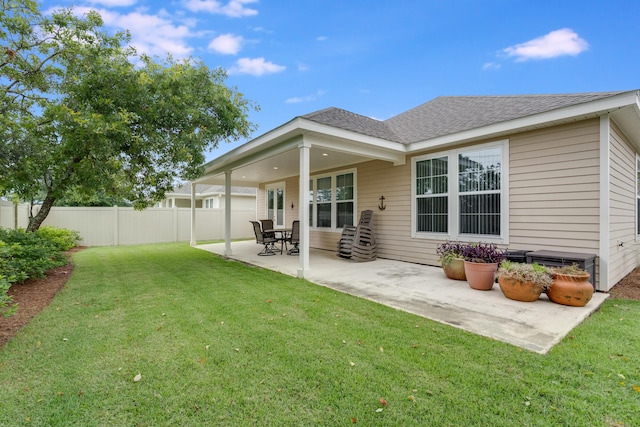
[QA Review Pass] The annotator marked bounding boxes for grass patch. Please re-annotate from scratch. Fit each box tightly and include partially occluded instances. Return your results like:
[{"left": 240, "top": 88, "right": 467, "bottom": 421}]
[{"left": 0, "top": 243, "right": 639, "bottom": 426}]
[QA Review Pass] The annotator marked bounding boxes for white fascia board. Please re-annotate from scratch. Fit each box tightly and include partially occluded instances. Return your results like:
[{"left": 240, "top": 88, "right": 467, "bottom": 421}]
[
  {"left": 407, "top": 91, "right": 640, "bottom": 153},
  {"left": 298, "top": 119, "right": 407, "bottom": 157}
]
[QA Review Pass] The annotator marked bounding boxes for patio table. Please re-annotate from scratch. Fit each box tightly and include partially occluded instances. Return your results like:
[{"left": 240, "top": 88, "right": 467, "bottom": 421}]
[{"left": 263, "top": 229, "right": 291, "bottom": 254}]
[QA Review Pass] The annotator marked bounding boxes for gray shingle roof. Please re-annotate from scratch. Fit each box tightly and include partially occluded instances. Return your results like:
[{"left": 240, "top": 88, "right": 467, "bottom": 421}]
[{"left": 301, "top": 91, "right": 631, "bottom": 144}]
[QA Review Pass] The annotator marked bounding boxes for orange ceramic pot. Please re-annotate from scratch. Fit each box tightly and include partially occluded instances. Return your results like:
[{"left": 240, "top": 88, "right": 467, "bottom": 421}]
[
  {"left": 464, "top": 261, "right": 498, "bottom": 290},
  {"left": 547, "top": 273, "right": 594, "bottom": 307},
  {"left": 442, "top": 258, "right": 466, "bottom": 281},
  {"left": 498, "top": 277, "right": 544, "bottom": 302}
]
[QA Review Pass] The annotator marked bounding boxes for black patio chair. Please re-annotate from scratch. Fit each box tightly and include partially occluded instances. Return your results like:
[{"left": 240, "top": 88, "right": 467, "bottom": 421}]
[
  {"left": 287, "top": 220, "right": 300, "bottom": 255},
  {"left": 250, "top": 221, "right": 277, "bottom": 256}
]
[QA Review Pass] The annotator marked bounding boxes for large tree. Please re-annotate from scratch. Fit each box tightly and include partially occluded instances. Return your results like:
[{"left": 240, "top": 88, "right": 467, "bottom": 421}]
[{"left": 0, "top": 1, "right": 257, "bottom": 231}]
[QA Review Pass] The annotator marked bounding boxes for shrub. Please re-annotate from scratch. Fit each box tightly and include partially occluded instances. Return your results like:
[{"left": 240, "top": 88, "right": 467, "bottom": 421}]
[
  {"left": 0, "top": 274, "right": 17, "bottom": 318},
  {"left": 0, "top": 228, "right": 71, "bottom": 284},
  {"left": 36, "top": 226, "right": 81, "bottom": 251}
]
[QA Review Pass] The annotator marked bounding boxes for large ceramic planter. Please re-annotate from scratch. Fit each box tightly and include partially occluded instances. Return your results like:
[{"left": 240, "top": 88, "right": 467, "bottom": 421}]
[
  {"left": 442, "top": 257, "right": 466, "bottom": 281},
  {"left": 464, "top": 261, "right": 498, "bottom": 290},
  {"left": 498, "top": 277, "right": 544, "bottom": 302},
  {"left": 547, "top": 273, "right": 594, "bottom": 307}
]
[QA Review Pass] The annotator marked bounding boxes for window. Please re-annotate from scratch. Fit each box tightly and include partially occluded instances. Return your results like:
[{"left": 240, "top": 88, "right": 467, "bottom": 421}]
[
  {"left": 458, "top": 147, "right": 501, "bottom": 235},
  {"left": 415, "top": 156, "right": 448, "bottom": 233},
  {"left": 413, "top": 141, "right": 507, "bottom": 241},
  {"left": 310, "top": 170, "right": 356, "bottom": 229},
  {"left": 204, "top": 197, "right": 218, "bottom": 209}
]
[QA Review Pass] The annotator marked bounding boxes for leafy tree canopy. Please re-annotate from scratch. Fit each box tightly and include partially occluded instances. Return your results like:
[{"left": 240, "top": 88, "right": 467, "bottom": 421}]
[{"left": 0, "top": 0, "right": 258, "bottom": 231}]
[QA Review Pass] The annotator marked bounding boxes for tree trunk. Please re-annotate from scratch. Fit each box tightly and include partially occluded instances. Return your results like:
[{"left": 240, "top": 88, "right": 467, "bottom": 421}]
[{"left": 26, "top": 193, "right": 56, "bottom": 232}]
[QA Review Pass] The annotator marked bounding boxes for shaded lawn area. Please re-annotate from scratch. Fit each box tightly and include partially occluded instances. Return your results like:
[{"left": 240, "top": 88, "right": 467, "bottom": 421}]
[{"left": 0, "top": 244, "right": 639, "bottom": 426}]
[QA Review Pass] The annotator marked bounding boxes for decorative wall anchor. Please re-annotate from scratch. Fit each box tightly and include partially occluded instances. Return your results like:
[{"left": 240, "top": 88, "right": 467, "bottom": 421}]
[{"left": 378, "top": 195, "right": 386, "bottom": 211}]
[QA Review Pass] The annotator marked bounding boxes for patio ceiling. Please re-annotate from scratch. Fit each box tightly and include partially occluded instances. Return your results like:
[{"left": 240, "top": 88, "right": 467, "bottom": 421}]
[{"left": 196, "top": 118, "right": 407, "bottom": 187}]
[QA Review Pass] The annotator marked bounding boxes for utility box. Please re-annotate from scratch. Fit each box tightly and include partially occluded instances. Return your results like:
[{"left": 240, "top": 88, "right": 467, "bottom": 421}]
[
  {"left": 526, "top": 250, "right": 596, "bottom": 288},
  {"left": 504, "top": 250, "right": 532, "bottom": 263}
]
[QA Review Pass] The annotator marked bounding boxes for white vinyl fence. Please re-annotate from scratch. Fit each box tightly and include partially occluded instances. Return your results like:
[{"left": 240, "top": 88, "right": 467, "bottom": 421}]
[{"left": 0, "top": 200, "right": 255, "bottom": 246}]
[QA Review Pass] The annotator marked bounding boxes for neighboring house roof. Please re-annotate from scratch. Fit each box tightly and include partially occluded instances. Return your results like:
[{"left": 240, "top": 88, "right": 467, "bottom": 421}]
[
  {"left": 302, "top": 91, "right": 630, "bottom": 144},
  {"left": 168, "top": 183, "right": 256, "bottom": 197}
]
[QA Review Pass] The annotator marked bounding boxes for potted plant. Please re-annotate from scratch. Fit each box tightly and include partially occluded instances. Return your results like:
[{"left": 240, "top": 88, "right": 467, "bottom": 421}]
[
  {"left": 547, "top": 264, "right": 594, "bottom": 307},
  {"left": 436, "top": 241, "right": 466, "bottom": 281},
  {"left": 496, "top": 261, "right": 553, "bottom": 302},
  {"left": 461, "top": 242, "right": 507, "bottom": 290}
]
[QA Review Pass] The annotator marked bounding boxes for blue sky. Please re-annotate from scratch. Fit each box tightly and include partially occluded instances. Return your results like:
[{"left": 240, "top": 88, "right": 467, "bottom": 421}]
[{"left": 41, "top": 0, "right": 640, "bottom": 160}]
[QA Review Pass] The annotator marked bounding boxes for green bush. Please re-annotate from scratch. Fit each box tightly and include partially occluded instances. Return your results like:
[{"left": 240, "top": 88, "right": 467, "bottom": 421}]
[
  {"left": 0, "top": 274, "right": 17, "bottom": 318},
  {"left": 36, "top": 226, "right": 81, "bottom": 251},
  {"left": 0, "top": 228, "right": 73, "bottom": 285}
]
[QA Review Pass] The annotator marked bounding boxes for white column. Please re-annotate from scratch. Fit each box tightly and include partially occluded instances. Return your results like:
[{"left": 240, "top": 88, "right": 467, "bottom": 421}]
[
  {"left": 190, "top": 182, "right": 196, "bottom": 246},
  {"left": 224, "top": 170, "right": 233, "bottom": 256},
  {"left": 298, "top": 140, "right": 311, "bottom": 278}
]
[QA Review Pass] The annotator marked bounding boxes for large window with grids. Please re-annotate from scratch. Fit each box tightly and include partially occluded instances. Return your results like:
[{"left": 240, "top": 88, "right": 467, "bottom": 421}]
[
  {"left": 413, "top": 141, "right": 506, "bottom": 240},
  {"left": 310, "top": 170, "right": 356, "bottom": 230}
]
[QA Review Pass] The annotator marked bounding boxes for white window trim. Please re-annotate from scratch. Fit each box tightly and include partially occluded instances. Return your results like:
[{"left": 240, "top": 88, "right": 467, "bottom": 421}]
[
  {"left": 310, "top": 168, "right": 357, "bottom": 232},
  {"left": 411, "top": 140, "right": 509, "bottom": 243},
  {"left": 265, "top": 182, "right": 286, "bottom": 228}
]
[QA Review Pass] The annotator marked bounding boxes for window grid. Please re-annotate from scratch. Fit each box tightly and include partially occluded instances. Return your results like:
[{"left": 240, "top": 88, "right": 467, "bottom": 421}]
[
  {"left": 309, "top": 171, "right": 355, "bottom": 229},
  {"left": 415, "top": 157, "right": 448, "bottom": 233}
]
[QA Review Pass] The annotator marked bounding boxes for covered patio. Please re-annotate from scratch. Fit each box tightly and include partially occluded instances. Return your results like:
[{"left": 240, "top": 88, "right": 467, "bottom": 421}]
[{"left": 196, "top": 240, "right": 608, "bottom": 354}]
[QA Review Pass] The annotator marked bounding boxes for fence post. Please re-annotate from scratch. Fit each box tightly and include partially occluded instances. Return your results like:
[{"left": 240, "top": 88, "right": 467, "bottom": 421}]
[
  {"left": 173, "top": 206, "right": 178, "bottom": 242},
  {"left": 113, "top": 205, "right": 119, "bottom": 246}
]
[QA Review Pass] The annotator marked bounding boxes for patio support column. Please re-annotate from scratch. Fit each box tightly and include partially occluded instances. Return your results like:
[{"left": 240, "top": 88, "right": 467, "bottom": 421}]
[
  {"left": 189, "top": 182, "right": 196, "bottom": 246},
  {"left": 298, "top": 140, "right": 311, "bottom": 278},
  {"left": 224, "top": 170, "right": 233, "bottom": 256}
]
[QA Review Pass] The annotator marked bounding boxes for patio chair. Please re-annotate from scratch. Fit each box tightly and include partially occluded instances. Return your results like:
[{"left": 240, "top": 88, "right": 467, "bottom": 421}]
[
  {"left": 250, "top": 221, "right": 278, "bottom": 256},
  {"left": 286, "top": 220, "right": 300, "bottom": 255},
  {"left": 336, "top": 210, "right": 377, "bottom": 261}
]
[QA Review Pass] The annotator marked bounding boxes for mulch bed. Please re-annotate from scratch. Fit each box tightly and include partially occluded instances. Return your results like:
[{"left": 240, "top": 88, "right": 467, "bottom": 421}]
[{"left": 1, "top": 248, "right": 640, "bottom": 349}]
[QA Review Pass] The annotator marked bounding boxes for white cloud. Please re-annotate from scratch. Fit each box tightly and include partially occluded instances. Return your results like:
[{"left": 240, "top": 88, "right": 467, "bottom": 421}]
[
  {"left": 208, "top": 33, "right": 243, "bottom": 55},
  {"left": 69, "top": 7, "right": 194, "bottom": 58},
  {"left": 183, "top": 0, "right": 258, "bottom": 17},
  {"left": 285, "top": 90, "right": 326, "bottom": 104},
  {"left": 230, "top": 57, "right": 285, "bottom": 76},
  {"left": 316, "top": 36, "right": 328, "bottom": 42},
  {"left": 483, "top": 62, "right": 501, "bottom": 70},
  {"left": 83, "top": 0, "right": 137, "bottom": 6},
  {"left": 503, "top": 28, "right": 588, "bottom": 61}
]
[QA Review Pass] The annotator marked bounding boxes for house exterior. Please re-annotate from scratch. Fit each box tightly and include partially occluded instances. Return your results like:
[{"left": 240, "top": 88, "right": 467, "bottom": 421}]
[
  {"left": 194, "top": 90, "right": 640, "bottom": 291},
  {"left": 157, "top": 183, "right": 257, "bottom": 210}
]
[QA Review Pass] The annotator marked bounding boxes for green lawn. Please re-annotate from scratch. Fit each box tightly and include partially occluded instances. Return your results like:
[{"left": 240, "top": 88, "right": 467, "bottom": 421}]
[{"left": 0, "top": 243, "right": 639, "bottom": 426}]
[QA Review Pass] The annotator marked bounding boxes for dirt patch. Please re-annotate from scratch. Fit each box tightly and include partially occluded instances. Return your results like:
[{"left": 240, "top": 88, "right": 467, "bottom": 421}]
[
  {"left": 0, "top": 247, "right": 84, "bottom": 349},
  {"left": 1, "top": 249, "right": 639, "bottom": 350},
  {"left": 609, "top": 266, "right": 640, "bottom": 300}
]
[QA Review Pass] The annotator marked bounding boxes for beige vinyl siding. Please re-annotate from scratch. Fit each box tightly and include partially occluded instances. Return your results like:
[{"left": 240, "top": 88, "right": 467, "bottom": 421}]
[
  {"left": 608, "top": 121, "right": 640, "bottom": 290},
  {"left": 509, "top": 119, "right": 601, "bottom": 253}
]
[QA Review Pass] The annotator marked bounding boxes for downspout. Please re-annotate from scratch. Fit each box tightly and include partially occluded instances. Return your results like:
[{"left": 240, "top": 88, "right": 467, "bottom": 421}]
[
  {"left": 298, "top": 139, "right": 311, "bottom": 278},
  {"left": 224, "top": 170, "right": 232, "bottom": 256},
  {"left": 599, "top": 114, "right": 610, "bottom": 291}
]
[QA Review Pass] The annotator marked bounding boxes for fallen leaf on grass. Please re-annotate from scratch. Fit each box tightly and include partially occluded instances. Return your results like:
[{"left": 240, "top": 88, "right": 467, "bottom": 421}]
[
  {"left": 199, "top": 358, "right": 206, "bottom": 365},
  {"left": 133, "top": 373, "right": 142, "bottom": 382},
  {"left": 351, "top": 417, "right": 357, "bottom": 423},
  {"left": 633, "top": 385, "right": 640, "bottom": 393},
  {"left": 349, "top": 361, "right": 355, "bottom": 367},
  {"left": 375, "top": 408, "right": 383, "bottom": 413},
  {"left": 379, "top": 397, "right": 387, "bottom": 406}
]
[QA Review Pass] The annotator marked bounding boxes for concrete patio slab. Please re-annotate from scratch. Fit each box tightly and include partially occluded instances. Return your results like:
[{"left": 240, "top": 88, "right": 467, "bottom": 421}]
[{"left": 195, "top": 240, "right": 609, "bottom": 354}]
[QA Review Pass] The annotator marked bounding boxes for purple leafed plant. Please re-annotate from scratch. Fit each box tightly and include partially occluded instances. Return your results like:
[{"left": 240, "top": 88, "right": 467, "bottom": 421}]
[{"left": 461, "top": 242, "right": 507, "bottom": 264}]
